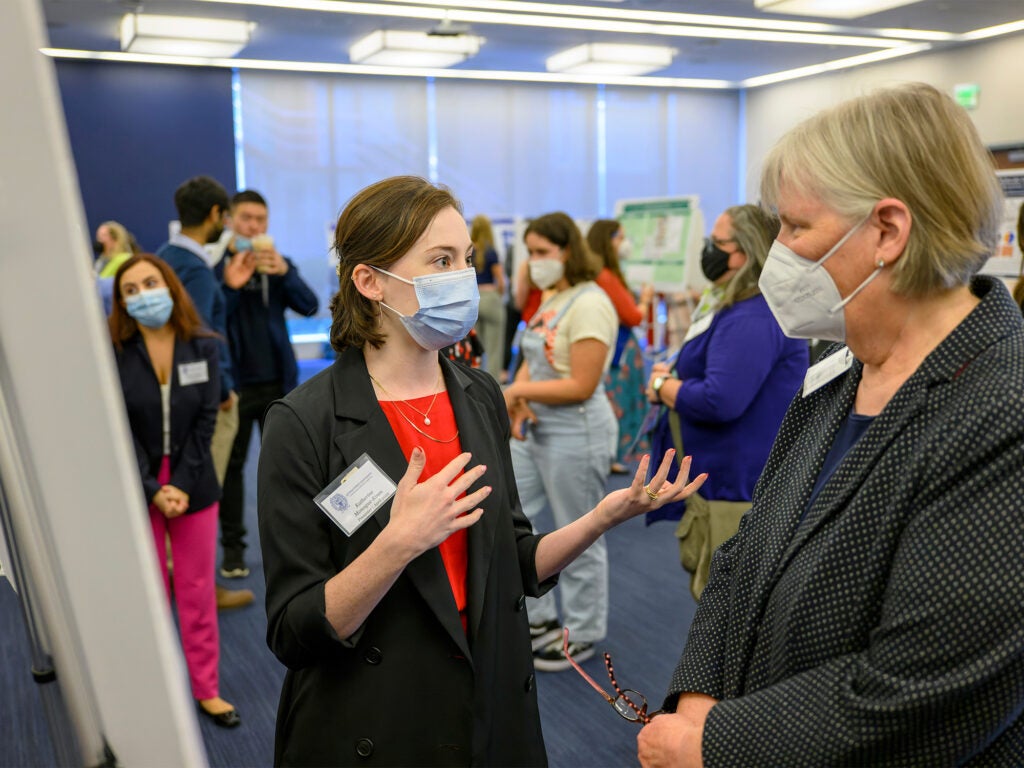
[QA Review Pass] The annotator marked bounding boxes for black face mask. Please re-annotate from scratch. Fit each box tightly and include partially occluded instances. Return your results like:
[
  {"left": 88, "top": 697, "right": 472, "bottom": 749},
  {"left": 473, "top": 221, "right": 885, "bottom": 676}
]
[
  {"left": 92, "top": 239, "right": 104, "bottom": 256},
  {"left": 701, "top": 238, "right": 731, "bottom": 282}
]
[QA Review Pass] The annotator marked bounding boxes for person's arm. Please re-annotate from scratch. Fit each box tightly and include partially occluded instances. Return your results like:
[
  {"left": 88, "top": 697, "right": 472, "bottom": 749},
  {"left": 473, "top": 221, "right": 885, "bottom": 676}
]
[
  {"left": 168, "top": 339, "right": 221, "bottom": 500},
  {"left": 595, "top": 269, "right": 644, "bottom": 327},
  {"left": 179, "top": 262, "right": 216, "bottom": 323},
  {"left": 490, "top": 259, "right": 507, "bottom": 296},
  {"left": 513, "top": 260, "right": 532, "bottom": 311},
  {"left": 505, "top": 337, "right": 608, "bottom": 405},
  {"left": 280, "top": 259, "right": 320, "bottom": 316},
  {"left": 534, "top": 451, "right": 705, "bottom": 581},
  {"left": 668, "top": 309, "right": 788, "bottom": 423},
  {"left": 117, "top": 351, "right": 162, "bottom": 502}
]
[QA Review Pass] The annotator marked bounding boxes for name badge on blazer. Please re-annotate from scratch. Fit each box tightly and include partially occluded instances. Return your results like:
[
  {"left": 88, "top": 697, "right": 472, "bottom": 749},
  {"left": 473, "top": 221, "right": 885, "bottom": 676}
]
[
  {"left": 177, "top": 360, "right": 210, "bottom": 386},
  {"left": 314, "top": 453, "right": 398, "bottom": 536},
  {"left": 802, "top": 346, "right": 853, "bottom": 397}
]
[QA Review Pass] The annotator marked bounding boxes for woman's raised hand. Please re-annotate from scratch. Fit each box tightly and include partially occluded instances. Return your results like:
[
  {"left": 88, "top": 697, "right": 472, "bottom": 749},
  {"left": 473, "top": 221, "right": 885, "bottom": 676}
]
[
  {"left": 385, "top": 448, "right": 490, "bottom": 561},
  {"left": 597, "top": 450, "right": 707, "bottom": 528}
]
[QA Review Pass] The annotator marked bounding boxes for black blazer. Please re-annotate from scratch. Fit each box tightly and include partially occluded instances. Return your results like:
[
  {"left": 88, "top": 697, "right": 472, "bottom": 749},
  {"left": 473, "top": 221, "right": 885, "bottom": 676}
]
[
  {"left": 115, "top": 334, "right": 221, "bottom": 512},
  {"left": 668, "top": 277, "right": 1024, "bottom": 766},
  {"left": 258, "top": 347, "right": 554, "bottom": 767}
]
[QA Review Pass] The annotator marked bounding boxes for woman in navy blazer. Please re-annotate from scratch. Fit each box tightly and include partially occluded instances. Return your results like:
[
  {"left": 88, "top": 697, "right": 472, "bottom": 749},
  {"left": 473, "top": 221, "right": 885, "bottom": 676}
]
[
  {"left": 258, "top": 176, "right": 706, "bottom": 766},
  {"left": 110, "top": 254, "right": 240, "bottom": 728}
]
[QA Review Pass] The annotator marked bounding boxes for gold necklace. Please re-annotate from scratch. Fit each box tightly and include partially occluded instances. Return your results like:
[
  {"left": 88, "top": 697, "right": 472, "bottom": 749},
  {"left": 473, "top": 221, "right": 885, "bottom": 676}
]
[
  {"left": 368, "top": 368, "right": 442, "bottom": 425},
  {"left": 369, "top": 370, "right": 460, "bottom": 444}
]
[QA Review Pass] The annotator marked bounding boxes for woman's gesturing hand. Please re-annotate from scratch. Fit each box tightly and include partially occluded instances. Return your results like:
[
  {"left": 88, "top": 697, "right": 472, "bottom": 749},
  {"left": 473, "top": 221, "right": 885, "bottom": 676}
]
[
  {"left": 597, "top": 450, "right": 707, "bottom": 528},
  {"left": 385, "top": 448, "right": 490, "bottom": 560}
]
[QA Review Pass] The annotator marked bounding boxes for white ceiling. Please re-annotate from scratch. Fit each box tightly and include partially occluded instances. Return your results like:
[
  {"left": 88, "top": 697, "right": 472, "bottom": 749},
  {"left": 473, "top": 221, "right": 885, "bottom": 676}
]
[{"left": 40, "top": 0, "right": 1024, "bottom": 86}]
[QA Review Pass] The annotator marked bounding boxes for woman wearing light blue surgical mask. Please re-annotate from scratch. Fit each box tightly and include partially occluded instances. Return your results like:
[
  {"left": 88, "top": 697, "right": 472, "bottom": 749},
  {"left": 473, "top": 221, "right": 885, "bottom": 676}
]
[
  {"left": 639, "top": 83, "right": 1024, "bottom": 768},
  {"left": 108, "top": 254, "right": 241, "bottom": 729},
  {"left": 256, "top": 178, "right": 705, "bottom": 767}
]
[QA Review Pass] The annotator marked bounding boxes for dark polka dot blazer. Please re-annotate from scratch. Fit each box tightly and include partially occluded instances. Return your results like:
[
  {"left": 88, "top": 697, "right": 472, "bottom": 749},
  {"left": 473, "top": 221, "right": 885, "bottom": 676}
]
[{"left": 667, "top": 276, "right": 1024, "bottom": 766}]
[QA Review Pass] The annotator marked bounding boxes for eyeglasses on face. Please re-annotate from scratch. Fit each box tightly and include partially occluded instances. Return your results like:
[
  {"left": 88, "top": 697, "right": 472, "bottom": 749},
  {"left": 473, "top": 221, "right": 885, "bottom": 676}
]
[{"left": 560, "top": 628, "right": 664, "bottom": 725}]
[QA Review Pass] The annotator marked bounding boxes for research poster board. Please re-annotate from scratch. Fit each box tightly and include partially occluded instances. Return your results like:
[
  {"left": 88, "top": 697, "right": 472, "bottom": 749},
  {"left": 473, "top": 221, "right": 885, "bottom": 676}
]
[
  {"left": 981, "top": 169, "right": 1024, "bottom": 278},
  {"left": 0, "top": 0, "right": 208, "bottom": 764},
  {"left": 614, "top": 196, "right": 706, "bottom": 293}
]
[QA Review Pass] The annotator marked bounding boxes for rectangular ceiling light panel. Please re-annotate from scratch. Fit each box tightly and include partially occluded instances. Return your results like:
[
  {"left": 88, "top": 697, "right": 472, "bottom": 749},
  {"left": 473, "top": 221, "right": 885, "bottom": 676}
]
[
  {"left": 546, "top": 43, "right": 673, "bottom": 76},
  {"left": 754, "top": 0, "right": 922, "bottom": 19},
  {"left": 120, "top": 14, "right": 254, "bottom": 57},
  {"left": 349, "top": 30, "right": 482, "bottom": 67}
]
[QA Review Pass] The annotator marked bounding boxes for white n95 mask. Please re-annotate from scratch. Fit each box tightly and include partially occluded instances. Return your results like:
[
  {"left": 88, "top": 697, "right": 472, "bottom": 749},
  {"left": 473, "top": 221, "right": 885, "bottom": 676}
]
[
  {"left": 528, "top": 258, "right": 565, "bottom": 290},
  {"left": 759, "top": 215, "right": 883, "bottom": 343}
]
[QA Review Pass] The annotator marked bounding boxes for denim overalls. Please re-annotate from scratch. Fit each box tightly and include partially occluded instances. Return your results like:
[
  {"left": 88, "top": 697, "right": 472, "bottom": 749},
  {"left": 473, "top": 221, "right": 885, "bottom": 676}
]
[{"left": 510, "top": 284, "right": 616, "bottom": 643}]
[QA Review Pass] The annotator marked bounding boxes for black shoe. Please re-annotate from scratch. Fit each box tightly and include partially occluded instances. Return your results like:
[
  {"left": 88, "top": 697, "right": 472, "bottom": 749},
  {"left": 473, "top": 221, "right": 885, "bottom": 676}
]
[
  {"left": 528, "top": 619, "right": 561, "bottom": 651},
  {"left": 533, "top": 638, "right": 594, "bottom": 672},
  {"left": 197, "top": 702, "right": 241, "bottom": 728},
  {"left": 220, "top": 550, "right": 249, "bottom": 579}
]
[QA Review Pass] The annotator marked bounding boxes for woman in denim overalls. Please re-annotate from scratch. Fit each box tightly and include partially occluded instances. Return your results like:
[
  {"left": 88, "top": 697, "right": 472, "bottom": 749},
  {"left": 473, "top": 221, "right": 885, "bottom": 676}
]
[{"left": 504, "top": 212, "right": 620, "bottom": 671}]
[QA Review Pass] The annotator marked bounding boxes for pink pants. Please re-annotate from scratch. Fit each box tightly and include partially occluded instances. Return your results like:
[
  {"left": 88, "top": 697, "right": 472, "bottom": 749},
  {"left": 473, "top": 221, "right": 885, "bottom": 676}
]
[{"left": 148, "top": 456, "right": 220, "bottom": 700}]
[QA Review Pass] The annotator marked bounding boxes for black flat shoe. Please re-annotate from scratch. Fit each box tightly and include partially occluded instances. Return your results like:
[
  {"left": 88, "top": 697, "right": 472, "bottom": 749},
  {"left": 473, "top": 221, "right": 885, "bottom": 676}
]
[{"left": 197, "top": 703, "right": 241, "bottom": 728}]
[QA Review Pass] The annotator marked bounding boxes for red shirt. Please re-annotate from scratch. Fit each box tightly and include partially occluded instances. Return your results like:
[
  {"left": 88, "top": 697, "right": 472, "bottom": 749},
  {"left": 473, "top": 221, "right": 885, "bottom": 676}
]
[{"left": 378, "top": 391, "right": 469, "bottom": 632}]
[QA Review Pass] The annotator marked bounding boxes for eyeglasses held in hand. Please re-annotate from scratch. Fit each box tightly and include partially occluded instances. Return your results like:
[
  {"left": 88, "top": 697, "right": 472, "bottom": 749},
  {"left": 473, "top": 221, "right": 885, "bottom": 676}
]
[{"left": 561, "top": 628, "right": 664, "bottom": 725}]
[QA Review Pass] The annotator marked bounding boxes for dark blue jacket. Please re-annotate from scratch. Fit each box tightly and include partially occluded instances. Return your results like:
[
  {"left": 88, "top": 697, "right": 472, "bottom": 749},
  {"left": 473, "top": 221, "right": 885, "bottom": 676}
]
[
  {"left": 156, "top": 242, "right": 235, "bottom": 400},
  {"left": 216, "top": 256, "right": 319, "bottom": 393},
  {"left": 649, "top": 293, "right": 808, "bottom": 521},
  {"left": 115, "top": 334, "right": 222, "bottom": 513}
]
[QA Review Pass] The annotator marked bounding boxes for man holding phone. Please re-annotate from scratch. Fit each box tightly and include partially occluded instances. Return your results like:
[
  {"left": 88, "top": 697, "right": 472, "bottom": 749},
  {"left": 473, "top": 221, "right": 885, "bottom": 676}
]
[{"left": 217, "top": 190, "right": 319, "bottom": 579}]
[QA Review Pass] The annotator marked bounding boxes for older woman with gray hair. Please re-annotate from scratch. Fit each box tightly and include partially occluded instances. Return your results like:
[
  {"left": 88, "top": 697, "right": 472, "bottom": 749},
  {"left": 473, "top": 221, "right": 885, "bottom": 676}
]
[{"left": 637, "top": 82, "right": 1024, "bottom": 767}]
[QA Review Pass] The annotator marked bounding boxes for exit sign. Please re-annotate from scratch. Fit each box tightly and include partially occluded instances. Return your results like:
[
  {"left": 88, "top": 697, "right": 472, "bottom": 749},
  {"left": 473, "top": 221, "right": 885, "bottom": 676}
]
[{"left": 954, "top": 83, "right": 980, "bottom": 110}]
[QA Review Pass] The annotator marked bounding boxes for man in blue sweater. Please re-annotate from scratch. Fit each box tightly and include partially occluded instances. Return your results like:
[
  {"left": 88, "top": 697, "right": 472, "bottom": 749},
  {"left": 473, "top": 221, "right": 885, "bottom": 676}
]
[
  {"left": 215, "top": 190, "right": 319, "bottom": 578},
  {"left": 156, "top": 175, "right": 254, "bottom": 610}
]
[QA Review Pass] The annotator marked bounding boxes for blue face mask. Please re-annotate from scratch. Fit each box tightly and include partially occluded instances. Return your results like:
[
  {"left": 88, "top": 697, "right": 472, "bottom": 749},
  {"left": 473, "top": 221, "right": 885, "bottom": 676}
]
[
  {"left": 374, "top": 266, "right": 480, "bottom": 351},
  {"left": 125, "top": 287, "right": 174, "bottom": 329}
]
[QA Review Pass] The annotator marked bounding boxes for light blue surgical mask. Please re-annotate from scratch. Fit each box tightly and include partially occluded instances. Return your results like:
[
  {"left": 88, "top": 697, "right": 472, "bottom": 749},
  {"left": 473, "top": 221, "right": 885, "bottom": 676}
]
[
  {"left": 374, "top": 266, "right": 480, "bottom": 350},
  {"left": 125, "top": 287, "right": 174, "bottom": 328}
]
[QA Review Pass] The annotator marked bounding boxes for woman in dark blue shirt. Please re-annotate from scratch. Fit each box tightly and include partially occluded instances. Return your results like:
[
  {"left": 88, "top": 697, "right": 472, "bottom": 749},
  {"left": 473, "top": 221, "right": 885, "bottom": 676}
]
[{"left": 645, "top": 205, "right": 808, "bottom": 597}]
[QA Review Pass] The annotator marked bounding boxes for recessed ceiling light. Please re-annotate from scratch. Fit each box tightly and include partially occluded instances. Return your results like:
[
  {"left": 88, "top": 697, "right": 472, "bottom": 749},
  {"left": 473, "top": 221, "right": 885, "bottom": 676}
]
[{"left": 753, "top": 0, "right": 924, "bottom": 20}]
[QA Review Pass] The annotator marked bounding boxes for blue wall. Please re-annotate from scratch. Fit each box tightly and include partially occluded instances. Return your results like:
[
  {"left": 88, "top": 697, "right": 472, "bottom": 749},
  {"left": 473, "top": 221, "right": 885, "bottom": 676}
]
[{"left": 55, "top": 61, "right": 237, "bottom": 253}]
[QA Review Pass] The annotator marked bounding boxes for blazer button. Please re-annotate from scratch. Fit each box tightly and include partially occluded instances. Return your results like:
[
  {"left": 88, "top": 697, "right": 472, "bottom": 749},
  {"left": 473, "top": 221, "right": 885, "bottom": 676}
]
[
  {"left": 355, "top": 738, "right": 374, "bottom": 758},
  {"left": 515, "top": 594, "right": 526, "bottom": 612},
  {"left": 524, "top": 673, "right": 535, "bottom": 692},
  {"left": 364, "top": 647, "right": 383, "bottom": 665}
]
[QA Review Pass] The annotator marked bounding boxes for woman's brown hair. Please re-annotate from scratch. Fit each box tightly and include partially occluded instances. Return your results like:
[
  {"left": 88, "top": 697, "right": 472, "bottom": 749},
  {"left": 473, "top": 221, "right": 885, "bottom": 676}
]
[
  {"left": 525, "top": 212, "right": 600, "bottom": 286},
  {"left": 108, "top": 254, "right": 212, "bottom": 350},
  {"left": 330, "top": 176, "right": 462, "bottom": 352},
  {"left": 586, "top": 219, "right": 627, "bottom": 287}
]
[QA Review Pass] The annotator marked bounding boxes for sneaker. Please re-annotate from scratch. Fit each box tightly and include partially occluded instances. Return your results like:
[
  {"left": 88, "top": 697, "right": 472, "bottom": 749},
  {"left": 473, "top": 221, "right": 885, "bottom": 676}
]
[
  {"left": 533, "top": 638, "right": 594, "bottom": 672},
  {"left": 220, "top": 550, "right": 249, "bottom": 579},
  {"left": 529, "top": 619, "right": 562, "bottom": 651}
]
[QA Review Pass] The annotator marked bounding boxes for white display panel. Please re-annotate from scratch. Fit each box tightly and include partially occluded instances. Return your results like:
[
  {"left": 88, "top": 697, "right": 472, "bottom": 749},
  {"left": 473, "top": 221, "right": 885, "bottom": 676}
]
[{"left": 0, "top": 1, "right": 207, "bottom": 764}]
